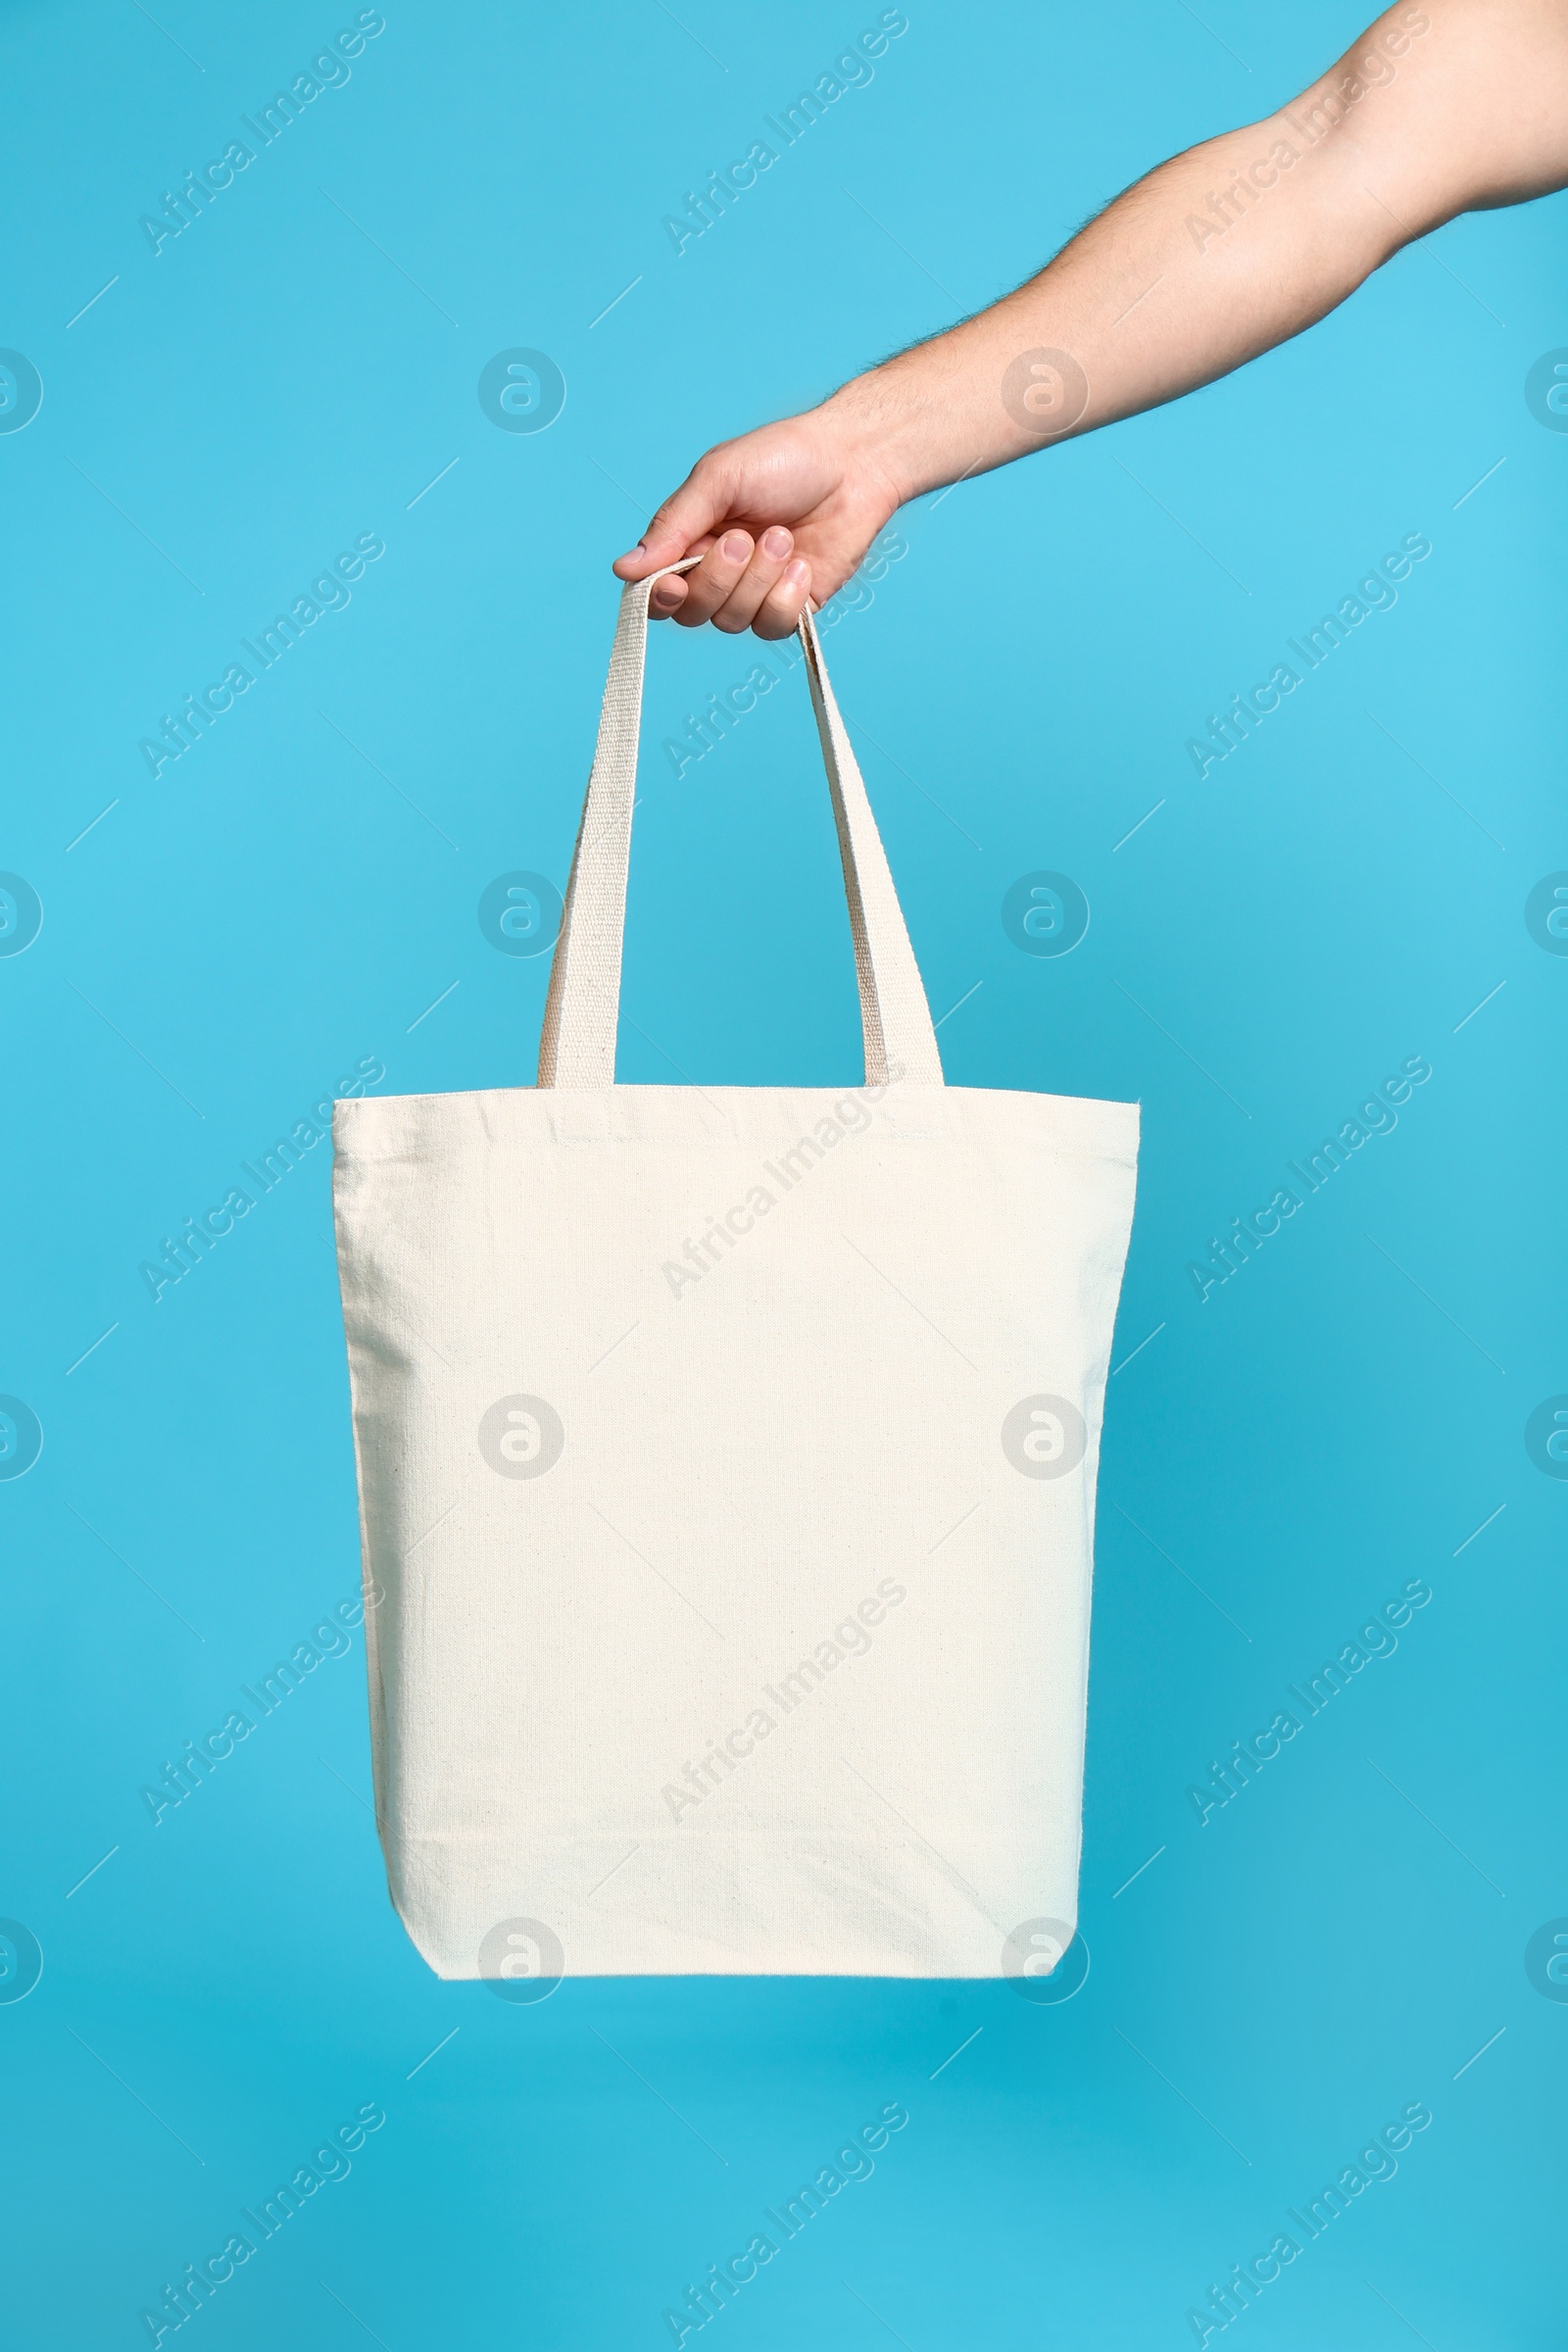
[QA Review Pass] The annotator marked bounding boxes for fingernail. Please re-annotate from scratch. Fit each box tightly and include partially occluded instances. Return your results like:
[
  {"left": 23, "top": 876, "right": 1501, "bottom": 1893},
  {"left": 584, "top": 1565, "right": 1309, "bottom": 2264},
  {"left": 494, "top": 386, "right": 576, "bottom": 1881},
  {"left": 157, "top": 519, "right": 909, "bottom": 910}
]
[
  {"left": 785, "top": 559, "right": 809, "bottom": 586},
  {"left": 721, "top": 530, "right": 751, "bottom": 563},
  {"left": 761, "top": 526, "right": 792, "bottom": 560}
]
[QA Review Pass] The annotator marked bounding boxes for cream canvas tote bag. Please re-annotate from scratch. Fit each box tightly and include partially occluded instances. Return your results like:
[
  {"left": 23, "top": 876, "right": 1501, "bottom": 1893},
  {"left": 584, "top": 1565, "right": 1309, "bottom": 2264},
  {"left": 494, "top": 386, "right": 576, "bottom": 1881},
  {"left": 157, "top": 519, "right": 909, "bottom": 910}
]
[{"left": 332, "top": 562, "right": 1139, "bottom": 1985}]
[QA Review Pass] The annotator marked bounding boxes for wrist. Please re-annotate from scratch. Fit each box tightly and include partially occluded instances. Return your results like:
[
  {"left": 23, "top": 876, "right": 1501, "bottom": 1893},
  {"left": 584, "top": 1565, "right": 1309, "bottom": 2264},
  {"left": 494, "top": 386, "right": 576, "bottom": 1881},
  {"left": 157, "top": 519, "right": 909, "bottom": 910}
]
[{"left": 816, "top": 370, "right": 930, "bottom": 511}]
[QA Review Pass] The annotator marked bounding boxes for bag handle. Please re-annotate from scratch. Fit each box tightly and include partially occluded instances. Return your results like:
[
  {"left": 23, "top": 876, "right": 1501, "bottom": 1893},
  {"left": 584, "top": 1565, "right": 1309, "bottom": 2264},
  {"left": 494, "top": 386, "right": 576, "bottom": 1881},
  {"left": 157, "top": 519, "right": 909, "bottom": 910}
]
[{"left": 537, "top": 559, "right": 944, "bottom": 1090}]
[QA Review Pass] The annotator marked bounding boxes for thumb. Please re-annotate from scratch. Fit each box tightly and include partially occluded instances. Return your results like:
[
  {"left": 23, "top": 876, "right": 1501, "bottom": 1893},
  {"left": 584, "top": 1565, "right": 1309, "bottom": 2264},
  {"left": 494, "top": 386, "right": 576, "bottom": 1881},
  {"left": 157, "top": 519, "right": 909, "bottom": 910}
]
[{"left": 612, "top": 457, "right": 734, "bottom": 579}]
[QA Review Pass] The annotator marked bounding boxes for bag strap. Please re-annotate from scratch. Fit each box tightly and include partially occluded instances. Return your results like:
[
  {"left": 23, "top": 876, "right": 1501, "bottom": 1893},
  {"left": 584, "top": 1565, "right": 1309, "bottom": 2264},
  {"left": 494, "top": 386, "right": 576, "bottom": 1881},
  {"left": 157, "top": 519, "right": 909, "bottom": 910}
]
[{"left": 537, "top": 559, "right": 944, "bottom": 1090}]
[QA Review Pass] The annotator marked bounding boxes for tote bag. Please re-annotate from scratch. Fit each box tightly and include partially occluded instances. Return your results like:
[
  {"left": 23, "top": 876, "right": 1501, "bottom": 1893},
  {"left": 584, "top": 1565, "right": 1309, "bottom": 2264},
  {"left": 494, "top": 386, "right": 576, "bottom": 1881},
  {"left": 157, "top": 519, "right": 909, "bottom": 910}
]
[{"left": 332, "top": 562, "right": 1139, "bottom": 1984}]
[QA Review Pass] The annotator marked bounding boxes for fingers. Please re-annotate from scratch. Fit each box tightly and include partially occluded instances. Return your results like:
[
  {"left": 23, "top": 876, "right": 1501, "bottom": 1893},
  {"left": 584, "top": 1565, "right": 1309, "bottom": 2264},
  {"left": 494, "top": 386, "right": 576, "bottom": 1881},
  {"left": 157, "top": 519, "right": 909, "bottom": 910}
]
[
  {"left": 708, "top": 526, "right": 798, "bottom": 634},
  {"left": 667, "top": 529, "right": 758, "bottom": 626},
  {"left": 648, "top": 540, "right": 710, "bottom": 619},
  {"left": 646, "top": 529, "right": 813, "bottom": 636},
  {"left": 612, "top": 454, "right": 733, "bottom": 581},
  {"left": 751, "top": 558, "right": 812, "bottom": 640}
]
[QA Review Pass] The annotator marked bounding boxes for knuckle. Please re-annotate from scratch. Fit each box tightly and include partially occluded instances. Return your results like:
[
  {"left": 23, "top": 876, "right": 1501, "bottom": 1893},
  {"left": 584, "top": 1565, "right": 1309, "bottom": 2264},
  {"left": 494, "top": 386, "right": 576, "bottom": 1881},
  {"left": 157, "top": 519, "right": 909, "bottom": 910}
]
[{"left": 760, "top": 579, "right": 806, "bottom": 625}]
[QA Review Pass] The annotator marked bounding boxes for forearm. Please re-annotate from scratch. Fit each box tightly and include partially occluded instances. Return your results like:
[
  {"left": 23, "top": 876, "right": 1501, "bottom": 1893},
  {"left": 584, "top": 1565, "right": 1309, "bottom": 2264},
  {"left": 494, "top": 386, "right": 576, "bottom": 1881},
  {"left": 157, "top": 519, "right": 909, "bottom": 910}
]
[
  {"left": 829, "top": 0, "right": 1568, "bottom": 502},
  {"left": 825, "top": 88, "right": 1403, "bottom": 500},
  {"left": 616, "top": 0, "right": 1568, "bottom": 635}
]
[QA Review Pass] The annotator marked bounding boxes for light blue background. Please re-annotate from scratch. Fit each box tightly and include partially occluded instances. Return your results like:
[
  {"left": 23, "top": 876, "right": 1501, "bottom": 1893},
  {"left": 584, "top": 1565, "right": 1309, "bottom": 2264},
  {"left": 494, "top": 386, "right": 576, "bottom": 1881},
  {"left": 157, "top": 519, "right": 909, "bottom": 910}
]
[{"left": 2, "top": 1, "right": 1563, "bottom": 2344}]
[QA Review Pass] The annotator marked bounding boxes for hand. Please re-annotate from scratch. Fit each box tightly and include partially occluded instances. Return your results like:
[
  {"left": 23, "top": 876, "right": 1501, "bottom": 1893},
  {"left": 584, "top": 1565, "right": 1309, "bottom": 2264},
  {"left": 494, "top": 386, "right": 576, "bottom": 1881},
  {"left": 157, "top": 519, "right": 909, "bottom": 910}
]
[{"left": 611, "top": 405, "right": 907, "bottom": 637}]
